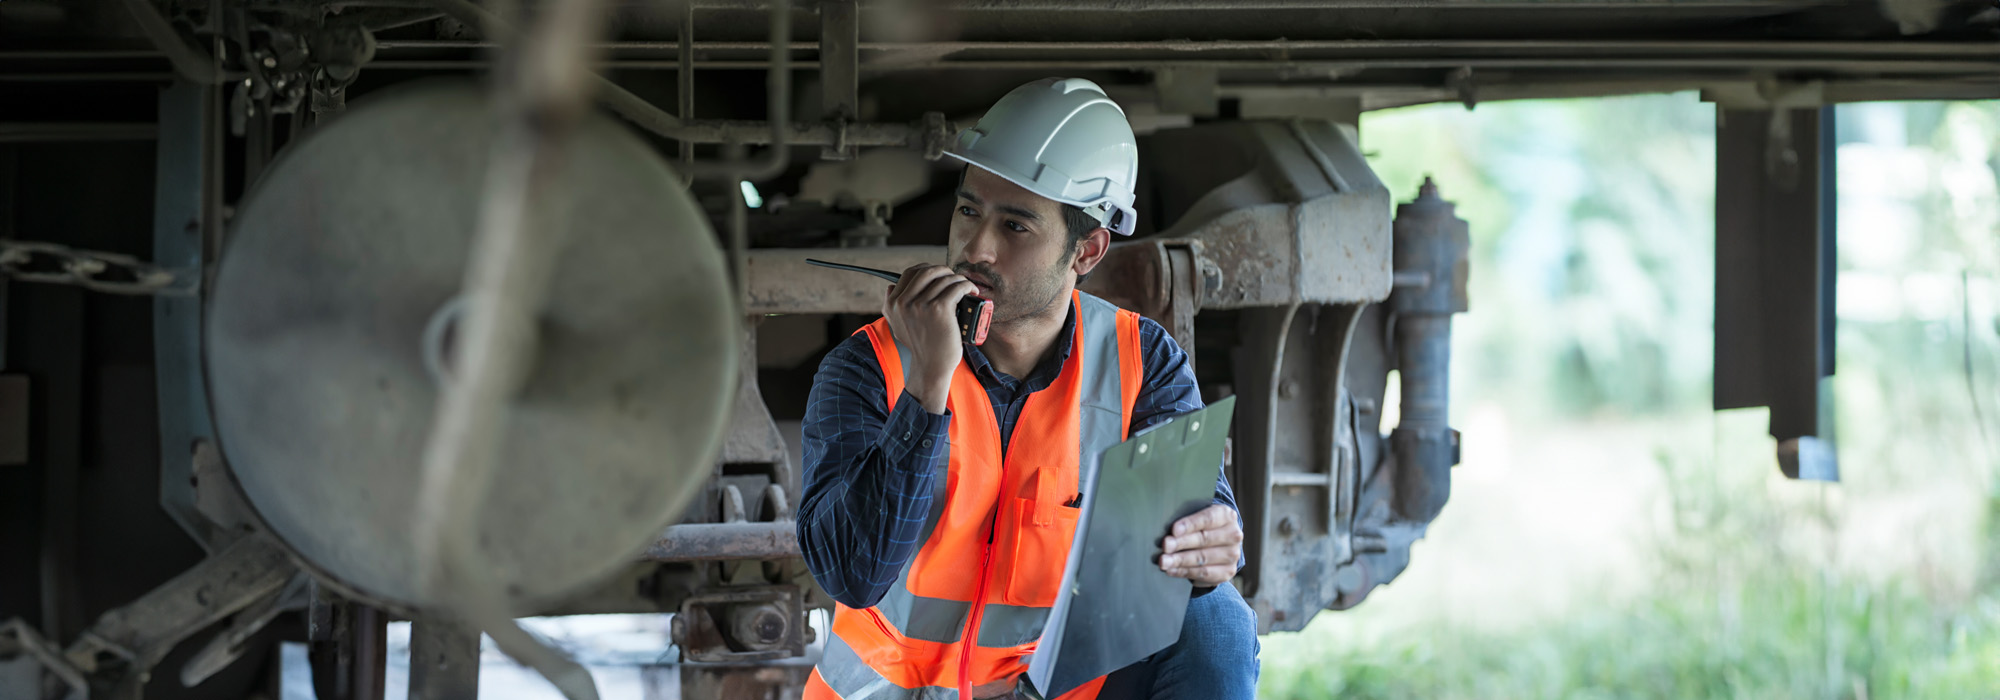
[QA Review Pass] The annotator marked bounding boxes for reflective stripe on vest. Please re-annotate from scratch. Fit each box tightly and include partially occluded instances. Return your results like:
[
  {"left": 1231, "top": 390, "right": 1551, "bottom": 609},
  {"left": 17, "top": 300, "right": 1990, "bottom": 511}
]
[{"left": 808, "top": 291, "right": 1142, "bottom": 700}]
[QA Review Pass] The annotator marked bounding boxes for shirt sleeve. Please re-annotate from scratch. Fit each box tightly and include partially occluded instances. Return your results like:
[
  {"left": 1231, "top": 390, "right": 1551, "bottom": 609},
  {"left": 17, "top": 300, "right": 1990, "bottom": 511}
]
[
  {"left": 795, "top": 332, "right": 952, "bottom": 609},
  {"left": 1128, "top": 316, "right": 1247, "bottom": 592},
  {"left": 1129, "top": 317, "right": 1241, "bottom": 516}
]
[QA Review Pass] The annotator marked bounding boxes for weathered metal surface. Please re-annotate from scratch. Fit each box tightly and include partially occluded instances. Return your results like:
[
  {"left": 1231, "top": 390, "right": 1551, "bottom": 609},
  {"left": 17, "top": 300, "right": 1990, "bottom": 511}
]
[
  {"left": 1231, "top": 303, "right": 1367, "bottom": 634},
  {"left": 152, "top": 80, "right": 222, "bottom": 548},
  {"left": 646, "top": 523, "right": 800, "bottom": 562},
  {"left": 61, "top": 533, "right": 296, "bottom": 686},
  {"left": 306, "top": 584, "right": 390, "bottom": 700},
  {"left": 408, "top": 618, "right": 482, "bottom": 700},
  {"left": 180, "top": 573, "right": 311, "bottom": 688},
  {"left": 1077, "top": 240, "right": 1203, "bottom": 355},
  {"left": 747, "top": 247, "right": 940, "bottom": 315},
  {"left": 1714, "top": 105, "right": 1839, "bottom": 481},
  {"left": 672, "top": 586, "right": 806, "bottom": 663},
  {"left": 1153, "top": 121, "right": 1392, "bottom": 309},
  {"left": 749, "top": 123, "right": 1391, "bottom": 315},
  {"left": 1387, "top": 179, "right": 1469, "bottom": 522},
  {"left": 206, "top": 82, "right": 737, "bottom": 613},
  {"left": 724, "top": 322, "right": 791, "bottom": 466}
]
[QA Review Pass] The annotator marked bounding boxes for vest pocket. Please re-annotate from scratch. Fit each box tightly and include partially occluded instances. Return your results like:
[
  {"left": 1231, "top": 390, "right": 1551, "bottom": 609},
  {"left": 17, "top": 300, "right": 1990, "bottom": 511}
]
[{"left": 995, "top": 497, "right": 1080, "bottom": 608}]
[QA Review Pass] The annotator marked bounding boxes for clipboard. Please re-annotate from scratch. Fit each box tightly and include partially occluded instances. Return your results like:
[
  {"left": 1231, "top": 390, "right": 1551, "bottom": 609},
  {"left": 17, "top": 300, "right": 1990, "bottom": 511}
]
[{"left": 1024, "top": 396, "right": 1237, "bottom": 699}]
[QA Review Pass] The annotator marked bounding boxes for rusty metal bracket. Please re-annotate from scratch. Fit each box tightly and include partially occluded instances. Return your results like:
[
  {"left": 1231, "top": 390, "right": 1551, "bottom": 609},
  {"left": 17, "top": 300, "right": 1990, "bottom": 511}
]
[
  {"left": 671, "top": 586, "right": 806, "bottom": 663},
  {"left": 58, "top": 534, "right": 296, "bottom": 695},
  {"left": 1232, "top": 302, "right": 1368, "bottom": 633}
]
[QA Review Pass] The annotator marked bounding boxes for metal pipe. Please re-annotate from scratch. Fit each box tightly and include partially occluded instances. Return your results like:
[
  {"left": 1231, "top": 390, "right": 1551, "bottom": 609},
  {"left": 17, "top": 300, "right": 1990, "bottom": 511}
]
[
  {"left": 681, "top": 0, "right": 791, "bottom": 180},
  {"left": 1387, "top": 178, "right": 1468, "bottom": 523},
  {"left": 116, "top": 0, "right": 239, "bottom": 84},
  {"left": 644, "top": 522, "right": 800, "bottom": 561},
  {"left": 428, "top": 0, "right": 687, "bottom": 137}
]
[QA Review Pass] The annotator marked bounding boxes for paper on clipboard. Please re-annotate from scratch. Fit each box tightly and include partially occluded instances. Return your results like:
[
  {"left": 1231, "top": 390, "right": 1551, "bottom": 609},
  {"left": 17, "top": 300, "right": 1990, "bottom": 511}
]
[{"left": 1024, "top": 396, "right": 1237, "bottom": 698}]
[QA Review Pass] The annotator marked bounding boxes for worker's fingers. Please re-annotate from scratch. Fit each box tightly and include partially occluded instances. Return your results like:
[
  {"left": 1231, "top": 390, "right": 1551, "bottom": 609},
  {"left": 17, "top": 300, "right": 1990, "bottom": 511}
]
[
  {"left": 1169, "top": 505, "right": 1236, "bottom": 539},
  {"left": 1162, "top": 562, "right": 1237, "bottom": 586},
  {"left": 919, "top": 277, "right": 976, "bottom": 309},
  {"left": 903, "top": 268, "right": 962, "bottom": 308},
  {"left": 1161, "top": 522, "right": 1243, "bottom": 554},
  {"left": 1158, "top": 544, "right": 1237, "bottom": 572},
  {"left": 889, "top": 265, "right": 950, "bottom": 304}
]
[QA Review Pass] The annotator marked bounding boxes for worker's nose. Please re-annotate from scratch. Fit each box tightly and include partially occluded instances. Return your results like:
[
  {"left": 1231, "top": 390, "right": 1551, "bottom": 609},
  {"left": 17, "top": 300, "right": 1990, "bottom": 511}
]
[{"left": 959, "top": 223, "right": 1002, "bottom": 266}]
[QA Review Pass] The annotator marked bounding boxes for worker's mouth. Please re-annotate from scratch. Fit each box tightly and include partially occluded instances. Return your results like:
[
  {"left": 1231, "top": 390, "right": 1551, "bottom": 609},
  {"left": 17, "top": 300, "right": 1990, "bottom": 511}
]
[{"left": 955, "top": 265, "right": 1001, "bottom": 298}]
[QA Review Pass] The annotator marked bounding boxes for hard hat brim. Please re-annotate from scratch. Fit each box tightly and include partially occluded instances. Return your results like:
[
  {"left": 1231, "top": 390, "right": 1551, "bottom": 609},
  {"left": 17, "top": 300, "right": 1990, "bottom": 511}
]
[{"left": 944, "top": 151, "right": 1137, "bottom": 236}]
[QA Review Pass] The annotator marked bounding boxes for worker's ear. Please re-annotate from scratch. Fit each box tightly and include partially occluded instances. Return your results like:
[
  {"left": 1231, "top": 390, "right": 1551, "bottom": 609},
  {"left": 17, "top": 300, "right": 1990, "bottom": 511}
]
[{"left": 1070, "top": 227, "right": 1111, "bottom": 278}]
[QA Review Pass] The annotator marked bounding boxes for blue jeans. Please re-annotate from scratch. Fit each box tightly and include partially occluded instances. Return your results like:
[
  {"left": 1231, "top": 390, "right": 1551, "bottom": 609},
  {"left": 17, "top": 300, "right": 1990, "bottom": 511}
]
[{"left": 1096, "top": 581, "right": 1261, "bottom": 700}]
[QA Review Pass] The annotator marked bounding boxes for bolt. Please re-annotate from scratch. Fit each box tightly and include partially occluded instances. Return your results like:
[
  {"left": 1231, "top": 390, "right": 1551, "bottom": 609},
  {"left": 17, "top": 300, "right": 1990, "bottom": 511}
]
[
  {"left": 1278, "top": 379, "right": 1299, "bottom": 399},
  {"left": 729, "top": 604, "right": 789, "bottom": 650},
  {"left": 1277, "top": 516, "right": 1295, "bottom": 536},
  {"left": 262, "top": 56, "right": 277, "bottom": 68},
  {"left": 1357, "top": 398, "right": 1378, "bottom": 416}
]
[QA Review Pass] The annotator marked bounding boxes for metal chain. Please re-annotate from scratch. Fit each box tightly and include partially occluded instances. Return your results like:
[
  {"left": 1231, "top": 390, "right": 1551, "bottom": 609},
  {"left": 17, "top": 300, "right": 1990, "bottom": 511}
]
[{"left": 0, "top": 239, "right": 191, "bottom": 295}]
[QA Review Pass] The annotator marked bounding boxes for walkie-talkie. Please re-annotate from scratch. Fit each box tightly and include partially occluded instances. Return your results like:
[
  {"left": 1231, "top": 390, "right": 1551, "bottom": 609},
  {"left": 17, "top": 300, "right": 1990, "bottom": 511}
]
[{"left": 806, "top": 259, "right": 993, "bottom": 346}]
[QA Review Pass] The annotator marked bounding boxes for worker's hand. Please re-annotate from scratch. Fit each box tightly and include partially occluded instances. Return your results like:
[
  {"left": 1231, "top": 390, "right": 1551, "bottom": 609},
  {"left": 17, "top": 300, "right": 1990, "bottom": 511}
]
[
  {"left": 1159, "top": 504, "right": 1242, "bottom": 586},
  {"left": 883, "top": 263, "right": 975, "bottom": 415}
]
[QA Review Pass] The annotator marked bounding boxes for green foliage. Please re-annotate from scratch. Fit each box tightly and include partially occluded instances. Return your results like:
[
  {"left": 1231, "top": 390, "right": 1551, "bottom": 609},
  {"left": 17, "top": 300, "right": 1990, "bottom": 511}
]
[
  {"left": 1263, "top": 573, "right": 2000, "bottom": 700},
  {"left": 1263, "top": 97, "right": 2000, "bottom": 700}
]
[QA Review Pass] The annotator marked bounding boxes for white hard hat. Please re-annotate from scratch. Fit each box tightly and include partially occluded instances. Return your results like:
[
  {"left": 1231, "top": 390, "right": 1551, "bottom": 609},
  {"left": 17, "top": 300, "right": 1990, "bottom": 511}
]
[{"left": 945, "top": 78, "right": 1139, "bottom": 236}]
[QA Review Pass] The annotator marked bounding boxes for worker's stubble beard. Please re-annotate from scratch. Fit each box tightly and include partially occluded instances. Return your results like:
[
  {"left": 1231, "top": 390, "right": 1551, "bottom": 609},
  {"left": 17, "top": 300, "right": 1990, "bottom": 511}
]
[{"left": 952, "top": 244, "right": 1076, "bottom": 329}]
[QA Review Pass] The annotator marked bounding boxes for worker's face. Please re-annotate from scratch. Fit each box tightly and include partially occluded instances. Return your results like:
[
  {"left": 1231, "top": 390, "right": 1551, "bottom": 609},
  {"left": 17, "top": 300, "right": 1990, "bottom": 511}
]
[{"left": 947, "top": 167, "right": 1104, "bottom": 325}]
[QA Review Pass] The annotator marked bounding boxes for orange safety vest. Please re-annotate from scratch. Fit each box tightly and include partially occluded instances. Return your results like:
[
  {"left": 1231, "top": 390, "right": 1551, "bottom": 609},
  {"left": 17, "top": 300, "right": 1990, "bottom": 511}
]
[{"left": 806, "top": 291, "right": 1144, "bottom": 700}]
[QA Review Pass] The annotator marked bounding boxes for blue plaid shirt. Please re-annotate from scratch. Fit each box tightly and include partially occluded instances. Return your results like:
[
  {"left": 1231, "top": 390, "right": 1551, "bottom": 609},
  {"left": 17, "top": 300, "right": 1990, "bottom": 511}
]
[{"left": 796, "top": 310, "right": 1238, "bottom": 609}]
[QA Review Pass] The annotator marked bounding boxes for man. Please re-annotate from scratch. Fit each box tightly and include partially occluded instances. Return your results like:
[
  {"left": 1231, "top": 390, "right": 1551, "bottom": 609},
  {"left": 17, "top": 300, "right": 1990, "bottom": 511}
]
[{"left": 796, "top": 78, "right": 1259, "bottom": 700}]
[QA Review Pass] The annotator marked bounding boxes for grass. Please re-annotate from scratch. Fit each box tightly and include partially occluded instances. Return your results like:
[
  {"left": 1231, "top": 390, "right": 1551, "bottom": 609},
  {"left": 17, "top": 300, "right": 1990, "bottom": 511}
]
[
  {"left": 1258, "top": 427, "right": 2000, "bottom": 700},
  {"left": 1262, "top": 569, "right": 2000, "bottom": 700}
]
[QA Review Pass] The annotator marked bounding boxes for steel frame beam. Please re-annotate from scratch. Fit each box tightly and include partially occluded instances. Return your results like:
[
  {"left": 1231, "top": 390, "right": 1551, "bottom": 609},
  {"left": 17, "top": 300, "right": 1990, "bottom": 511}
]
[
  {"left": 1714, "top": 105, "right": 1838, "bottom": 481},
  {"left": 153, "top": 80, "right": 224, "bottom": 546}
]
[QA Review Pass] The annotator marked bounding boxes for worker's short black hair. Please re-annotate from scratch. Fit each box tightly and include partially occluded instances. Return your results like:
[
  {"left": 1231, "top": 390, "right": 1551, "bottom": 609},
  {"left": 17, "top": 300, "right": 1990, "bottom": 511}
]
[{"left": 958, "top": 166, "right": 1104, "bottom": 259}]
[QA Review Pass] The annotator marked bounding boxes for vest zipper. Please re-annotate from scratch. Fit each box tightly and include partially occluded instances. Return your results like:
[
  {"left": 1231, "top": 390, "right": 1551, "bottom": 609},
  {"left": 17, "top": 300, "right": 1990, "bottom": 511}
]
[{"left": 959, "top": 505, "right": 999, "bottom": 699}]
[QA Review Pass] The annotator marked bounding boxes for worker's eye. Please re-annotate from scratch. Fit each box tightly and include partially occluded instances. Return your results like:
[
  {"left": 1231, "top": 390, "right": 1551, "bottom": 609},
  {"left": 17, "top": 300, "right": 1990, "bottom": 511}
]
[
  {"left": 957, "top": 205, "right": 978, "bottom": 218},
  {"left": 1005, "top": 220, "right": 1028, "bottom": 233}
]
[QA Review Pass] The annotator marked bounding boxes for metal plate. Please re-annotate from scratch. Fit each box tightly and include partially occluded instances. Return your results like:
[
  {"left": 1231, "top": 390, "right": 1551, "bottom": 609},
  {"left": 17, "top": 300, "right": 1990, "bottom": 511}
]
[{"left": 207, "top": 81, "right": 737, "bottom": 612}]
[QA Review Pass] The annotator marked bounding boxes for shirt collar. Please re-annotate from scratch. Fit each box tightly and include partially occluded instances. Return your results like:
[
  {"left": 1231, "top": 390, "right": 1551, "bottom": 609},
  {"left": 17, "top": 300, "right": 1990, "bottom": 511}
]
[{"left": 960, "top": 302, "right": 1076, "bottom": 394}]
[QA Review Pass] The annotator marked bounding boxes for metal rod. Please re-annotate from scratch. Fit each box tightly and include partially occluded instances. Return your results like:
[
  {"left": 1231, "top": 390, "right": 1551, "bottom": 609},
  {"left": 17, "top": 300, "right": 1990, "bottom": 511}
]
[
  {"left": 116, "top": 0, "right": 239, "bottom": 84},
  {"left": 681, "top": 0, "right": 791, "bottom": 180},
  {"left": 820, "top": 0, "right": 858, "bottom": 160},
  {"left": 427, "top": 0, "right": 687, "bottom": 138},
  {"left": 643, "top": 522, "right": 800, "bottom": 561}
]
